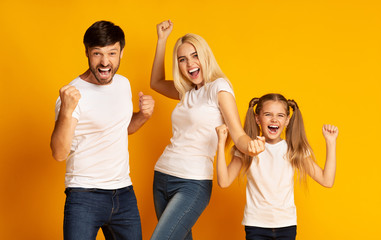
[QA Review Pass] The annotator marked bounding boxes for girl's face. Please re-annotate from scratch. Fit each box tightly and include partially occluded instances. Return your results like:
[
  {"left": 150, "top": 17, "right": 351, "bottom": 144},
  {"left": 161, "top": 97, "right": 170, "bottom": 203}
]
[
  {"left": 255, "top": 100, "right": 290, "bottom": 144},
  {"left": 177, "top": 42, "right": 204, "bottom": 89}
]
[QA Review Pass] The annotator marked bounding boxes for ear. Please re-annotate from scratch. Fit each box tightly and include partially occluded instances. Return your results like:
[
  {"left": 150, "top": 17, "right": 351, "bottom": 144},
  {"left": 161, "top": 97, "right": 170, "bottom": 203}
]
[
  {"left": 85, "top": 48, "right": 89, "bottom": 58},
  {"left": 255, "top": 114, "right": 260, "bottom": 126},
  {"left": 120, "top": 49, "right": 124, "bottom": 59},
  {"left": 285, "top": 116, "right": 290, "bottom": 127}
]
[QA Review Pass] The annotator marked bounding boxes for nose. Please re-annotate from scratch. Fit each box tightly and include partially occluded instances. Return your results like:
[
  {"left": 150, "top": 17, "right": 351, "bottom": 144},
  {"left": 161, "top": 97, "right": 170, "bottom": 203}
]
[
  {"left": 186, "top": 57, "right": 194, "bottom": 67},
  {"left": 100, "top": 55, "right": 110, "bottom": 66}
]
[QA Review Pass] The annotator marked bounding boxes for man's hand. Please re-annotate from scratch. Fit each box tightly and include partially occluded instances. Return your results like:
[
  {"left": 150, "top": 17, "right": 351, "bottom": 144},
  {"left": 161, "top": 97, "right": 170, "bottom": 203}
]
[
  {"left": 59, "top": 85, "right": 81, "bottom": 116},
  {"left": 138, "top": 92, "right": 154, "bottom": 119}
]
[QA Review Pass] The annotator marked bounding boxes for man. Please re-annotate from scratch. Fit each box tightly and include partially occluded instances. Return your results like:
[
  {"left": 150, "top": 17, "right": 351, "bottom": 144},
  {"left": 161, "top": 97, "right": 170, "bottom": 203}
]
[{"left": 50, "top": 21, "right": 154, "bottom": 240}]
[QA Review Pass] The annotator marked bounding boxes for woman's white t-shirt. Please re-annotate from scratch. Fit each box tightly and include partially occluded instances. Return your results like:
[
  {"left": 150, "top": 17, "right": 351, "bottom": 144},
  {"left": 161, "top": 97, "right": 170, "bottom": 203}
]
[{"left": 154, "top": 78, "right": 234, "bottom": 180}]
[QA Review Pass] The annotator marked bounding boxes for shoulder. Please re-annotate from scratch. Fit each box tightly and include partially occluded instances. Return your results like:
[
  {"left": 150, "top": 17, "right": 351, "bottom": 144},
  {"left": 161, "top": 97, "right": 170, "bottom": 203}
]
[
  {"left": 209, "top": 78, "right": 230, "bottom": 87},
  {"left": 68, "top": 76, "right": 82, "bottom": 86},
  {"left": 114, "top": 74, "right": 131, "bottom": 88},
  {"left": 113, "top": 74, "right": 129, "bottom": 83},
  {"left": 209, "top": 78, "right": 233, "bottom": 92}
]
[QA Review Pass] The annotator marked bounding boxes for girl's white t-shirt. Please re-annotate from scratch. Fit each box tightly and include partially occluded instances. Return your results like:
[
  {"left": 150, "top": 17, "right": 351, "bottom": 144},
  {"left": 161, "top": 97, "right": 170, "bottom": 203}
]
[
  {"left": 154, "top": 78, "right": 234, "bottom": 180},
  {"left": 241, "top": 140, "right": 297, "bottom": 228}
]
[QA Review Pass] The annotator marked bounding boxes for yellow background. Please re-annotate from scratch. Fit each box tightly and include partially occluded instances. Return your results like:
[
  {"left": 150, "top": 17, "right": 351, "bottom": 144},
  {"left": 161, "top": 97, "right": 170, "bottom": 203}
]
[{"left": 1, "top": 0, "right": 380, "bottom": 239}]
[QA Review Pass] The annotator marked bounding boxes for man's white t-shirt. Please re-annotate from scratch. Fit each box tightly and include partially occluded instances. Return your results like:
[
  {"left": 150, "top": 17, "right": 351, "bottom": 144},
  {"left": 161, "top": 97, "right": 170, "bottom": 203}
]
[
  {"left": 55, "top": 74, "right": 133, "bottom": 189},
  {"left": 241, "top": 140, "right": 297, "bottom": 228},
  {"left": 154, "top": 78, "right": 234, "bottom": 180}
]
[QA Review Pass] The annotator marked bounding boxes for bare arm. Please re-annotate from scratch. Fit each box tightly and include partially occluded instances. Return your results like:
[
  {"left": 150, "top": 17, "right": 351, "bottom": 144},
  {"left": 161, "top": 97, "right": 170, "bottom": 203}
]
[
  {"left": 215, "top": 125, "right": 243, "bottom": 188},
  {"left": 50, "top": 85, "right": 81, "bottom": 162},
  {"left": 308, "top": 124, "right": 339, "bottom": 188},
  {"left": 150, "top": 20, "right": 179, "bottom": 100},
  {"left": 218, "top": 91, "right": 265, "bottom": 156},
  {"left": 128, "top": 92, "right": 155, "bottom": 134}
]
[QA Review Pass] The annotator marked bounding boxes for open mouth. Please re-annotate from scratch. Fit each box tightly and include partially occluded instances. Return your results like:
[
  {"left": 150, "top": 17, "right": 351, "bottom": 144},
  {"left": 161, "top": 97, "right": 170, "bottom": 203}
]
[
  {"left": 188, "top": 68, "right": 200, "bottom": 79},
  {"left": 98, "top": 67, "right": 111, "bottom": 78},
  {"left": 268, "top": 125, "right": 279, "bottom": 134}
]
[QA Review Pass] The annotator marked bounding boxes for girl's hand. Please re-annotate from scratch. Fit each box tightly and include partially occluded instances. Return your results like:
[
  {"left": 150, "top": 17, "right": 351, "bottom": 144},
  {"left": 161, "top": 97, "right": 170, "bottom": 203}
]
[
  {"left": 322, "top": 124, "right": 339, "bottom": 142},
  {"left": 216, "top": 124, "right": 229, "bottom": 143},
  {"left": 157, "top": 20, "right": 173, "bottom": 40},
  {"left": 248, "top": 136, "right": 265, "bottom": 155}
]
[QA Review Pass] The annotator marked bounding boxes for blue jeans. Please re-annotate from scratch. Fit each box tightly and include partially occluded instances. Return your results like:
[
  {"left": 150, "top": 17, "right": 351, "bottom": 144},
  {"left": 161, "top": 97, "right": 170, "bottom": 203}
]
[
  {"left": 63, "top": 186, "right": 142, "bottom": 240},
  {"left": 151, "top": 171, "right": 212, "bottom": 240},
  {"left": 245, "top": 226, "right": 297, "bottom": 240}
]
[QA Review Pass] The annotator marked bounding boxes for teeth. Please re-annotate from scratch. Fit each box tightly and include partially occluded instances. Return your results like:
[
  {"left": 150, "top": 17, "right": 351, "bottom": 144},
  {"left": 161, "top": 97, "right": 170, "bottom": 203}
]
[
  {"left": 189, "top": 68, "right": 199, "bottom": 73},
  {"left": 99, "top": 68, "right": 110, "bottom": 72},
  {"left": 269, "top": 125, "right": 279, "bottom": 129}
]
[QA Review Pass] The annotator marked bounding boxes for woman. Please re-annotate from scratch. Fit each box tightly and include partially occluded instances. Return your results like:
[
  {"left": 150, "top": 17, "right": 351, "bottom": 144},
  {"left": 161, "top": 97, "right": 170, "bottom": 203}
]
[{"left": 150, "top": 20, "right": 265, "bottom": 240}]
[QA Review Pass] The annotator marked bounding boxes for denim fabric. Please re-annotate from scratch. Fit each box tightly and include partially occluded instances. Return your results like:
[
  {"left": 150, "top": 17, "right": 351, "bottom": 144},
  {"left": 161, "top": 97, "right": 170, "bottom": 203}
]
[
  {"left": 245, "top": 225, "right": 297, "bottom": 240},
  {"left": 63, "top": 186, "right": 142, "bottom": 240},
  {"left": 151, "top": 171, "right": 212, "bottom": 240}
]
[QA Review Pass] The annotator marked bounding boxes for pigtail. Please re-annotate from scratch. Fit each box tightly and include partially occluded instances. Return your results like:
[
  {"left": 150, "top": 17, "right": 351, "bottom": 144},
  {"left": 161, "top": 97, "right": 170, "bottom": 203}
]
[
  {"left": 231, "top": 98, "right": 261, "bottom": 173},
  {"left": 286, "top": 100, "right": 315, "bottom": 183}
]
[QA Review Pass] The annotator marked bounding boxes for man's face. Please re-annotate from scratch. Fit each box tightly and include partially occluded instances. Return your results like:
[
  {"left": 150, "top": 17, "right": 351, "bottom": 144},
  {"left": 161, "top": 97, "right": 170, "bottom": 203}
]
[{"left": 86, "top": 42, "right": 123, "bottom": 85}]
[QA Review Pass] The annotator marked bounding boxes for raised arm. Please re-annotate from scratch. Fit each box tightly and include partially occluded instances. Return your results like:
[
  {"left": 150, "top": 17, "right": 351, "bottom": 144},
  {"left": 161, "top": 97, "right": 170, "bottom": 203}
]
[
  {"left": 218, "top": 91, "right": 265, "bottom": 156},
  {"left": 128, "top": 92, "right": 155, "bottom": 134},
  {"left": 308, "top": 124, "right": 339, "bottom": 188},
  {"left": 50, "top": 85, "right": 81, "bottom": 162},
  {"left": 215, "top": 125, "right": 243, "bottom": 188},
  {"left": 150, "top": 20, "right": 179, "bottom": 100}
]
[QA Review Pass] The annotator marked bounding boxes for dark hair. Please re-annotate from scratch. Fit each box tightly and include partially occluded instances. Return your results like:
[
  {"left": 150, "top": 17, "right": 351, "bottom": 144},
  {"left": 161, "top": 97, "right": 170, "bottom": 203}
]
[{"left": 83, "top": 21, "right": 125, "bottom": 51}]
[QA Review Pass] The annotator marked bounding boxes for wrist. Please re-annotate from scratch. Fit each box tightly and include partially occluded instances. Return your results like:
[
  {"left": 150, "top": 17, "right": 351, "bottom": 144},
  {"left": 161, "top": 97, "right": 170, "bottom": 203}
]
[
  {"left": 326, "top": 139, "right": 337, "bottom": 146},
  {"left": 157, "top": 38, "right": 168, "bottom": 44},
  {"left": 58, "top": 108, "right": 74, "bottom": 120}
]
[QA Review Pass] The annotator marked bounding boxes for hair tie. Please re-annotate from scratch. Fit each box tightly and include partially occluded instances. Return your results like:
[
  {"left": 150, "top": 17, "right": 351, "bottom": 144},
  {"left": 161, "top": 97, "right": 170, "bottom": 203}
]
[
  {"left": 288, "top": 99, "right": 299, "bottom": 111},
  {"left": 249, "top": 98, "right": 259, "bottom": 108}
]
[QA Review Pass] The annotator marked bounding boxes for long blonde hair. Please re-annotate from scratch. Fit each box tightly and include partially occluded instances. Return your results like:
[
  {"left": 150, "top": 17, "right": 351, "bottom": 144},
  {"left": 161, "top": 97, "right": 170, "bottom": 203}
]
[
  {"left": 238, "top": 93, "right": 315, "bottom": 182},
  {"left": 172, "top": 33, "right": 231, "bottom": 100}
]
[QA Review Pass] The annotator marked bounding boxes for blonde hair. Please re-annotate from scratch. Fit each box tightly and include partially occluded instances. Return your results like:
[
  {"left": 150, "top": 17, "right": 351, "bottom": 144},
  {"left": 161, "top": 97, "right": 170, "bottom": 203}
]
[
  {"left": 172, "top": 33, "right": 231, "bottom": 100},
  {"left": 237, "top": 94, "right": 315, "bottom": 182}
]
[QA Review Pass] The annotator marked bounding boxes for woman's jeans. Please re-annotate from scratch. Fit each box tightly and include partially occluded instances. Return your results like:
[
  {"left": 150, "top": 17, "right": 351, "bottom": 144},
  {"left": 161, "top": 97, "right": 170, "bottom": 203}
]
[
  {"left": 63, "top": 186, "right": 142, "bottom": 240},
  {"left": 151, "top": 171, "right": 212, "bottom": 240},
  {"left": 245, "top": 225, "right": 297, "bottom": 240}
]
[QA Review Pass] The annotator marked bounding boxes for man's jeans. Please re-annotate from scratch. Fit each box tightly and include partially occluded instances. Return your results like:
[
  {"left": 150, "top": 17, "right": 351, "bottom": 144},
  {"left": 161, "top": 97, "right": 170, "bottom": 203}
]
[{"left": 64, "top": 186, "right": 142, "bottom": 240}]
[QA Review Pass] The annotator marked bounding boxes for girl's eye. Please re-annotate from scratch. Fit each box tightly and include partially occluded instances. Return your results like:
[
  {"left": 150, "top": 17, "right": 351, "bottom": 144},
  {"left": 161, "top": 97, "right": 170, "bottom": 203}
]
[
  {"left": 193, "top": 54, "right": 198, "bottom": 59},
  {"left": 179, "top": 58, "right": 185, "bottom": 62}
]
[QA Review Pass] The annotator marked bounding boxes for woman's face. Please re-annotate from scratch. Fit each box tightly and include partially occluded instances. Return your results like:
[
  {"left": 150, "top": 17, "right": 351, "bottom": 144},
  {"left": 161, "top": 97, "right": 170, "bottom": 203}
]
[
  {"left": 255, "top": 100, "right": 290, "bottom": 144},
  {"left": 177, "top": 42, "right": 204, "bottom": 89}
]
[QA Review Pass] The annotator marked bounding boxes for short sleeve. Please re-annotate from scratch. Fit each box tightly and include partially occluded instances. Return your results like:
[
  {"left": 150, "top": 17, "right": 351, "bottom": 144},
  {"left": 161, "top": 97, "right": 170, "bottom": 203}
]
[
  {"left": 54, "top": 97, "right": 80, "bottom": 121},
  {"left": 233, "top": 148, "right": 244, "bottom": 159},
  {"left": 209, "top": 78, "right": 234, "bottom": 104}
]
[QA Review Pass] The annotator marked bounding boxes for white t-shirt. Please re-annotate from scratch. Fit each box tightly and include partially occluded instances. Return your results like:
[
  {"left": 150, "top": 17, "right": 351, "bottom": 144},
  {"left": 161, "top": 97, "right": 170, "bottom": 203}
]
[
  {"left": 240, "top": 140, "right": 297, "bottom": 228},
  {"left": 55, "top": 74, "right": 133, "bottom": 189},
  {"left": 154, "top": 78, "right": 234, "bottom": 180}
]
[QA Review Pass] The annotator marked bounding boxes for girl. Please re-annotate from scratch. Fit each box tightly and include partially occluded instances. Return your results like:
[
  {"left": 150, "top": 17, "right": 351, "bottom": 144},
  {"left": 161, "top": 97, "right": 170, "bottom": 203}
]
[
  {"left": 216, "top": 93, "right": 338, "bottom": 240},
  {"left": 150, "top": 20, "right": 265, "bottom": 240}
]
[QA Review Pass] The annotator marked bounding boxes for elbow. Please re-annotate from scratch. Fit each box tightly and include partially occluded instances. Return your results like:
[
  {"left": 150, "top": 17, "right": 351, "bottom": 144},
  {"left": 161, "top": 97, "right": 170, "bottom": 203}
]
[
  {"left": 50, "top": 145, "right": 68, "bottom": 162},
  {"left": 321, "top": 180, "right": 335, "bottom": 188},
  {"left": 150, "top": 81, "right": 158, "bottom": 92},
  {"left": 52, "top": 152, "right": 66, "bottom": 162},
  {"left": 217, "top": 179, "right": 231, "bottom": 188}
]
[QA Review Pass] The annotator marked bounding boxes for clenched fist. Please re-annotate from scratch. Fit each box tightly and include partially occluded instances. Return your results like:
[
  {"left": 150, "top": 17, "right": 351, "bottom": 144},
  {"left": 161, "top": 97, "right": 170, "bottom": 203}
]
[
  {"left": 59, "top": 85, "right": 81, "bottom": 116},
  {"left": 157, "top": 20, "right": 173, "bottom": 40},
  {"left": 138, "top": 92, "right": 154, "bottom": 119}
]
